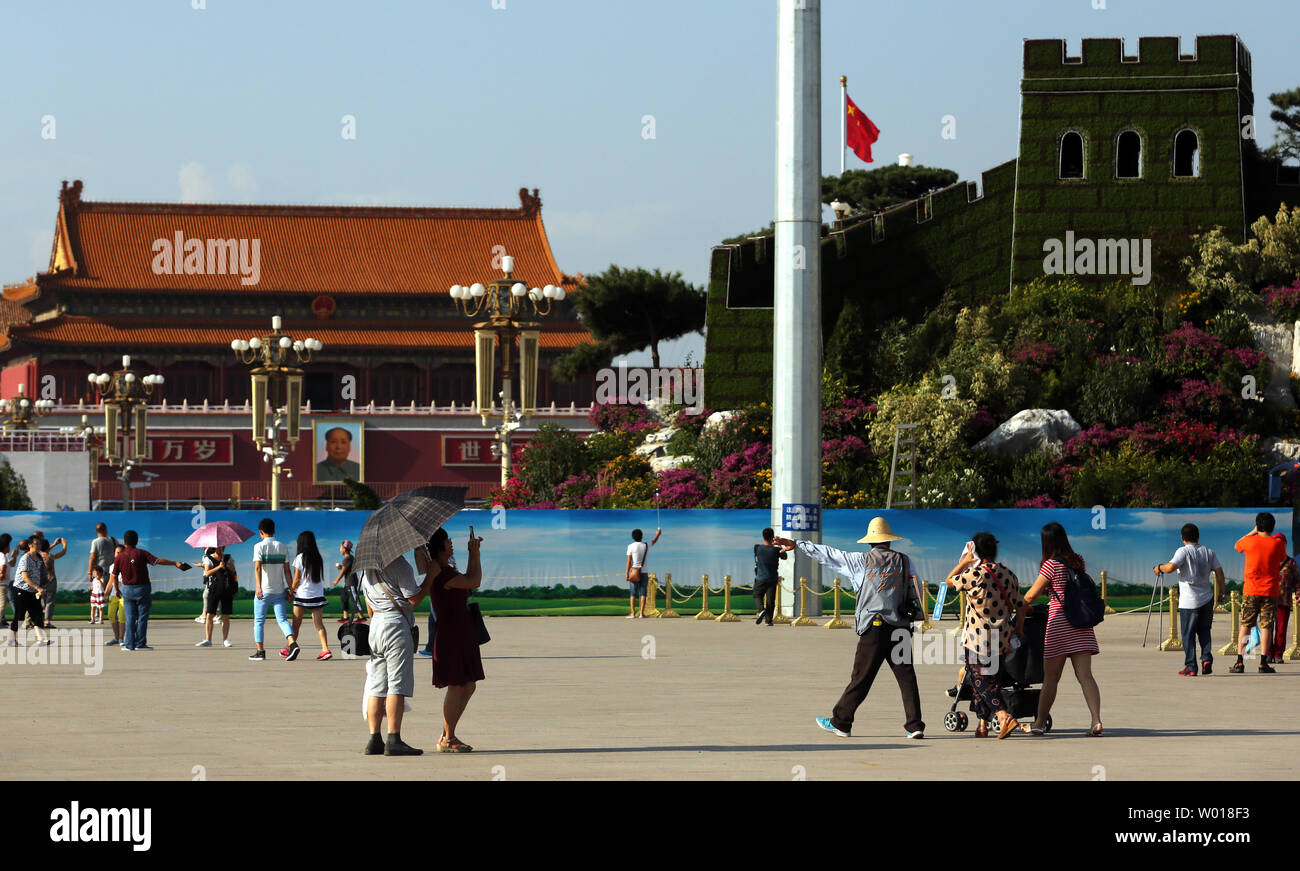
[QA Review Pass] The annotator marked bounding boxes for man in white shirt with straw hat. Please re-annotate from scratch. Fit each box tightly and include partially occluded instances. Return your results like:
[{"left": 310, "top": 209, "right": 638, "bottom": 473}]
[{"left": 775, "top": 516, "right": 926, "bottom": 739}]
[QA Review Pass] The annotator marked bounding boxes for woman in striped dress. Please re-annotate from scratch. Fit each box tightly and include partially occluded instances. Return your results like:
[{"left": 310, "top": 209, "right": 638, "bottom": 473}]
[{"left": 1024, "top": 522, "right": 1102, "bottom": 736}]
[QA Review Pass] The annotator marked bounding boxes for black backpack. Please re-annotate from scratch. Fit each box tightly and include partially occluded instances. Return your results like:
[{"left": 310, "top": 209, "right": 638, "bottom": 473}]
[{"left": 1051, "top": 564, "right": 1106, "bottom": 629}]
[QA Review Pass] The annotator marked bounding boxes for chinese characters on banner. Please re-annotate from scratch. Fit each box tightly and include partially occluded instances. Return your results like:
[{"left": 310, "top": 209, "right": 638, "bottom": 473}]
[
  {"left": 97, "top": 433, "right": 234, "bottom": 466},
  {"left": 443, "top": 435, "right": 531, "bottom": 466}
]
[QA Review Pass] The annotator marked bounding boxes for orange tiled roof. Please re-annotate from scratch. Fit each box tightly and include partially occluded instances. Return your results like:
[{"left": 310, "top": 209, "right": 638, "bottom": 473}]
[
  {"left": 5, "top": 316, "right": 592, "bottom": 352},
  {"left": 38, "top": 181, "right": 581, "bottom": 296}
]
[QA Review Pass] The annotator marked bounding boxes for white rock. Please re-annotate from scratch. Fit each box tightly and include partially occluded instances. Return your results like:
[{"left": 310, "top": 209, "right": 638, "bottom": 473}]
[
  {"left": 633, "top": 442, "right": 665, "bottom": 458},
  {"left": 1264, "top": 437, "right": 1300, "bottom": 466},
  {"left": 651, "top": 454, "right": 694, "bottom": 473},
  {"left": 703, "top": 410, "right": 738, "bottom": 432},
  {"left": 644, "top": 426, "right": 678, "bottom": 445},
  {"left": 975, "top": 409, "right": 1082, "bottom": 458}
]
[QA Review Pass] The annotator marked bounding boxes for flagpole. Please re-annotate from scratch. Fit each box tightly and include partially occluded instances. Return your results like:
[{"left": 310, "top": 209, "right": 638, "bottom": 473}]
[{"left": 840, "top": 75, "right": 847, "bottom": 175}]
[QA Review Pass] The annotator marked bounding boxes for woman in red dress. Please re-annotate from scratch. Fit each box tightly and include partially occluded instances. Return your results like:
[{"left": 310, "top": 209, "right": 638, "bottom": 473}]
[
  {"left": 428, "top": 527, "right": 484, "bottom": 753},
  {"left": 1024, "top": 522, "right": 1102, "bottom": 737}
]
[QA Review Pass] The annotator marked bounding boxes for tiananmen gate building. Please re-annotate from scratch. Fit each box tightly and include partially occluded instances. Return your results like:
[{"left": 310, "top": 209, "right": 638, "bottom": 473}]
[{"left": 0, "top": 181, "right": 599, "bottom": 508}]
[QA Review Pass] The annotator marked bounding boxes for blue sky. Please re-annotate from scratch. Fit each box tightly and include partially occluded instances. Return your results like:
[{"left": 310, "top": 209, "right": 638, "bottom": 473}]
[{"left": 2, "top": 0, "right": 1294, "bottom": 365}]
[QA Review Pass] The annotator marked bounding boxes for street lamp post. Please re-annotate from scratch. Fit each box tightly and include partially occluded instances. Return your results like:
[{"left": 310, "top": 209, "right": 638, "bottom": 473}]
[
  {"left": 89, "top": 356, "right": 165, "bottom": 510},
  {"left": 448, "top": 255, "right": 564, "bottom": 487},
  {"left": 0, "top": 384, "right": 55, "bottom": 430},
  {"left": 60, "top": 414, "right": 106, "bottom": 509},
  {"left": 231, "top": 316, "right": 322, "bottom": 510}
]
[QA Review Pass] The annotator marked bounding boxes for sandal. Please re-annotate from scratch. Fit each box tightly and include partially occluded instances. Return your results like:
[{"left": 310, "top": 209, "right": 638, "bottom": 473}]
[
  {"left": 437, "top": 739, "right": 473, "bottom": 753},
  {"left": 974, "top": 724, "right": 989, "bottom": 738},
  {"left": 997, "top": 716, "right": 1020, "bottom": 740},
  {"left": 1089, "top": 723, "right": 1103, "bottom": 737},
  {"left": 1228, "top": 661, "right": 1244, "bottom": 673},
  {"left": 1027, "top": 724, "right": 1047, "bottom": 736}
]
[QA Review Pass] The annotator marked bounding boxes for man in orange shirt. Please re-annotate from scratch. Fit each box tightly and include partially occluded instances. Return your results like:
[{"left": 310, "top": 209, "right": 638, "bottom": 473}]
[{"left": 1232, "top": 512, "right": 1285, "bottom": 674}]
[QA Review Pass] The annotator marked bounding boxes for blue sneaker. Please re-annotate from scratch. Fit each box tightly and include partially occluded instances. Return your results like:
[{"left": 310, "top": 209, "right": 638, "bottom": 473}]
[
  {"left": 815, "top": 716, "right": 850, "bottom": 738},
  {"left": 416, "top": 649, "right": 433, "bottom": 658},
  {"left": 105, "top": 639, "right": 119, "bottom": 647},
  {"left": 136, "top": 645, "right": 154, "bottom": 651}
]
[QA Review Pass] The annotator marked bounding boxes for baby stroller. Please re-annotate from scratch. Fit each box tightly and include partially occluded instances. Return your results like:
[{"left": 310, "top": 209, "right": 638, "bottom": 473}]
[{"left": 942, "top": 605, "right": 1052, "bottom": 733}]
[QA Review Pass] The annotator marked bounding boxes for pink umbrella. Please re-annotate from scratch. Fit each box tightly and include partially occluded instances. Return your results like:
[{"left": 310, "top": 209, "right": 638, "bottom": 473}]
[{"left": 185, "top": 521, "right": 256, "bottom": 548}]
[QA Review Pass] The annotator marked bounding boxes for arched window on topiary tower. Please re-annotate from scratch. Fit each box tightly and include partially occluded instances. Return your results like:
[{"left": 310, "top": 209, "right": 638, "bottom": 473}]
[
  {"left": 1059, "top": 131, "right": 1085, "bottom": 179},
  {"left": 1115, "top": 130, "right": 1142, "bottom": 179},
  {"left": 1173, "top": 129, "right": 1200, "bottom": 178}
]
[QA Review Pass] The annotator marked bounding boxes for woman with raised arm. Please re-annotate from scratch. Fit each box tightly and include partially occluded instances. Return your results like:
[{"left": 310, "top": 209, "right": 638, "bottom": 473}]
[{"left": 428, "top": 528, "right": 485, "bottom": 752}]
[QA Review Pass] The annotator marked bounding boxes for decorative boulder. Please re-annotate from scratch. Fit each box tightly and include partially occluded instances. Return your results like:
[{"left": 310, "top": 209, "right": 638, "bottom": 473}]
[
  {"left": 650, "top": 454, "right": 694, "bottom": 473},
  {"left": 703, "top": 410, "right": 738, "bottom": 432},
  {"left": 975, "top": 409, "right": 1082, "bottom": 458},
  {"left": 1264, "top": 437, "right": 1300, "bottom": 467}
]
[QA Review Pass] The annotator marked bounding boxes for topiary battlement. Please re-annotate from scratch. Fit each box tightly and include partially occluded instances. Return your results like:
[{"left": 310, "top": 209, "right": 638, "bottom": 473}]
[{"left": 1022, "top": 35, "right": 1250, "bottom": 85}]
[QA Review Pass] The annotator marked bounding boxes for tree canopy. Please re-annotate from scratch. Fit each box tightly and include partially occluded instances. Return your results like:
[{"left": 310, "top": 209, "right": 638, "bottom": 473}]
[
  {"left": 821, "top": 164, "right": 959, "bottom": 216},
  {"left": 1266, "top": 88, "right": 1300, "bottom": 163},
  {"left": 553, "top": 265, "right": 706, "bottom": 379}
]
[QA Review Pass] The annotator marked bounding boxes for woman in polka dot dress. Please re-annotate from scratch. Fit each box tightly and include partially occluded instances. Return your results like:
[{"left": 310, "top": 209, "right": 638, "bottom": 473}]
[{"left": 1024, "top": 522, "right": 1102, "bottom": 736}]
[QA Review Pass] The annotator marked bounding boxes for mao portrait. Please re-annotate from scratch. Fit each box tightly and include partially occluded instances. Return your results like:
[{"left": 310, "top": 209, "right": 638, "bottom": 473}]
[{"left": 313, "top": 421, "right": 364, "bottom": 484}]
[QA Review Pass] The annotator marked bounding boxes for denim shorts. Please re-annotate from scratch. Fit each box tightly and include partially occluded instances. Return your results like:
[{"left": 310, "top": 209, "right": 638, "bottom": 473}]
[{"left": 628, "top": 579, "right": 648, "bottom": 597}]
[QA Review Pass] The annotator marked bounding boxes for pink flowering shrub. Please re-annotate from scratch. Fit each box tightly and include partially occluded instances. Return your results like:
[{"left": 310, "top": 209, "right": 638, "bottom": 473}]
[
  {"left": 1162, "top": 378, "right": 1234, "bottom": 420},
  {"left": 656, "top": 468, "right": 708, "bottom": 508},
  {"left": 588, "top": 402, "right": 657, "bottom": 434},
  {"left": 1264, "top": 280, "right": 1300, "bottom": 323},
  {"left": 1014, "top": 494, "right": 1059, "bottom": 509}
]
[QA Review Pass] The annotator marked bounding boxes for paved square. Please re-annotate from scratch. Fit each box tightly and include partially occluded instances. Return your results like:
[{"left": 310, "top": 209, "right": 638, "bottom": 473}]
[{"left": 3, "top": 613, "right": 1296, "bottom": 780}]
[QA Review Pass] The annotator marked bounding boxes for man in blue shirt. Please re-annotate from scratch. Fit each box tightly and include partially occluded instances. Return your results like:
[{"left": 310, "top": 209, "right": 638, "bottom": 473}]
[{"left": 776, "top": 516, "right": 926, "bottom": 739}]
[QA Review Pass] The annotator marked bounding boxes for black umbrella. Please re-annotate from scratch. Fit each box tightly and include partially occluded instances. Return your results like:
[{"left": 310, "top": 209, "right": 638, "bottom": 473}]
[{"left": 354, "top": 486, "right": 468, "bottom": 573}]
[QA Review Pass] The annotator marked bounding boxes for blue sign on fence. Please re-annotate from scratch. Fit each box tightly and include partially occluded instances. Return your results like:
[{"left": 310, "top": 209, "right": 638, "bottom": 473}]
[{"left": 781, "top": 503, "right": 821, "bottom": 533}]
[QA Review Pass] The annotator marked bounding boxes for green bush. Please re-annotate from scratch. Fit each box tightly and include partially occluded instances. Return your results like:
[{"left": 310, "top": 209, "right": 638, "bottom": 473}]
[
  {"left": 1064, "top": 440, "right": 1263, "bottom": 508},
  {"left": 517, "top": 423, "right": 589, "bottom": 497},
  {"left": 582, "top": 429, "right": 641, "bottom": 469},
  {"left": 1076, "top": 359, "right": 1158, "bottom": 428}
]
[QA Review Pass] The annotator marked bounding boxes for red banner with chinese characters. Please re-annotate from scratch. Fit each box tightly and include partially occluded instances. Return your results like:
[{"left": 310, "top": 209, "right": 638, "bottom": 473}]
[
  {"left": 97, "top": 433, "right": 234, "bottom": 466},
  {"left": 442, "top": 434, "right": 531, "bottom": 467}
]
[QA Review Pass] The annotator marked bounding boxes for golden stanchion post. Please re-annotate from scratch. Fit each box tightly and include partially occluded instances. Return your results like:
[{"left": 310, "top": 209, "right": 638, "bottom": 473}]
[
  {"left": 919, "top": 581, "right": 934, "bottom": 631},
  {"left": 823, "top": 578, "right": 850, "bottom": 629},
  {"left": 1285, "top": 591, "right": 1299, "bottom": 661},
  {"left": 1217, "top": 591, "right": 1240, "bottom": 655},
  {"left": 771, "top": 582, "right": 792, "bottom": 625},
  {"left": 1214, "top": 579, "right": 1229, "bottom": 614},
  {"left": 694, "top": 573, "right": 714, "bottom": 620},
  {"left": 791, "top": 577, "right": 817, "bottom": 626},
  {"left": 1158, "top": 588, "right": 1183, "bottom": 651},
  {"left": 644, "top": 574, "right": 660, "bottom": 618},
  {"left": 658, "top": 572, "right": 680, "bottom": 619},
  {"left": 949, "top": 591, "right": 966, "bottom": 637},
  {"left": 716, "top": 574, "right": 740, "bottom": 622},
  {"left": 1101, "top": 570, "right": 1116, "bottom": 614}
]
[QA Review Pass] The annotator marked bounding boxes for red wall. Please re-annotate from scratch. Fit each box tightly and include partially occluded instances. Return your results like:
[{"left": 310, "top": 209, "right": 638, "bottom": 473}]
[{"left": 1, "top": 361, "right": 38, "bottom": 399}]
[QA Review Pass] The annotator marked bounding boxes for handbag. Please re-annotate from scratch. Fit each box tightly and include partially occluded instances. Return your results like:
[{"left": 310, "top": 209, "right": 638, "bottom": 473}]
[{"left": 468, "top": 601, "right": 490, "bottom": 645}]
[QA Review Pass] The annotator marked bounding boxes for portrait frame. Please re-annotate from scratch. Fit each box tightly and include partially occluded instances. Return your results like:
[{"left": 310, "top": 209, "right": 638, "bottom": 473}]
[{"left": 312, "top": 420, "right": 365, "bottom": 485}]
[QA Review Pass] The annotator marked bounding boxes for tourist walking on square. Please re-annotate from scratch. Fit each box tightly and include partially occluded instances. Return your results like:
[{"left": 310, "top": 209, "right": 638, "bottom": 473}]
[
  {"left": 196, "top": 546, "right": 234, "bottom": 648},
  {"left": 105, "top": 544, "right": 125, "bottom": 646},
  {"left": 946, "top": 532, "right": 1027, "bottom": 739},
  {"left": 290, "top": 530, "right": 333, "bottom": 661},
  {"left": 753, "top": 528, "right": 792, "bottom": 625},
  {"left": 625, "top": 527, "right": 661, "bottom": 619},
  {"left": 113, "top": 530, "right": 192, "bottom": 652},
  {"left": 249, "top": 518, "right": 297, "bottom": 662},
  {"left": 1024, "top": 522, "right": 1101, "bottom": 736},
  {"left": 360, "top": 554, "right": 426, "bottom": 756},
  {"left": 39, "top": 536, "right": 67, "bottom": 629},
  {"left": 430, "top": 528, "right": 485, "bottom": 752},
  {"left": 1270, "top": 535, "right": 1296, "bottom": 664},
  {"left": 777, "top": 517, "right": 926, "bottom": 740},
  {"left": 1231, "top": 512, "right": 1285, "bottom": 674},
  {"left": 7, "top": 538, "right": 49, "bottom": 647},
  {"left": 1153, "top": 523, "right": 1225, "bottom": 676},
  {"left": 332, "top": 540, "right": 364, "bottom": 623},
  {"left": 0, "top": 534, "right": 11, "bottom": 630}
]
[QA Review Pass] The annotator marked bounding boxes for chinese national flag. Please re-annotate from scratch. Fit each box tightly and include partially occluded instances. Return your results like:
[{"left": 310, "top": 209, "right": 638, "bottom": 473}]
[{"left": 846, "top": 94, "right": 880, "bottom": 163}]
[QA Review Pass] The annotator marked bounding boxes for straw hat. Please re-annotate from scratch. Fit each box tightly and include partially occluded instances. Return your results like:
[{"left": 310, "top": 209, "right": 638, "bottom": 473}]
[{"left": 857, "top": 516, "right": 903, "bottom": 544}]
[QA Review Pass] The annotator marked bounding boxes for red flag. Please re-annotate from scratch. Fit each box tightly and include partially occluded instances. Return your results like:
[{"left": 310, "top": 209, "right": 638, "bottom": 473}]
[{"left": 845, "top": 94, "right": 880, "bottom": 163}]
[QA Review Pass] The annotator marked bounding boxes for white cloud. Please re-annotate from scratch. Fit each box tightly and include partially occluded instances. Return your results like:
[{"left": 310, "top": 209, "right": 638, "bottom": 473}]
[{"left": 178, "top": 162, "right": 217, "bottom": 203}]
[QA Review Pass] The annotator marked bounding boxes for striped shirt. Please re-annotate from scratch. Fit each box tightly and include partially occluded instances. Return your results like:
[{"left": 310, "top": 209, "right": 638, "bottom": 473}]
[{"left": 1041, "top": 558, "right": 1099, "bottom": 658}]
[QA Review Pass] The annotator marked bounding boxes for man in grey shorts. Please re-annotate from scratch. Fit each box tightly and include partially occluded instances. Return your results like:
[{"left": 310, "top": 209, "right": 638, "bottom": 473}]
[{"left": 360, "top": 554, "right": 428, "bottom": 756}]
